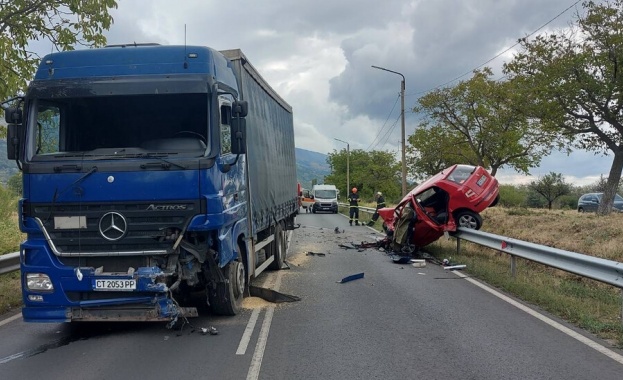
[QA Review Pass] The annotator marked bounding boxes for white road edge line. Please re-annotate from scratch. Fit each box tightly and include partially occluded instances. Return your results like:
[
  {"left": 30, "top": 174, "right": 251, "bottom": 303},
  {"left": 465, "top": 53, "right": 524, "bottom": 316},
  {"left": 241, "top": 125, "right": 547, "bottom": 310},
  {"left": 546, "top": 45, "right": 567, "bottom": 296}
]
[
  {"left": 246, "top": 305, "right": 275, "bottom": 380},
  {"left": 236, "top": 309, "right": 260, "bottom": 355},
  {"left": 0, "top": 313, "right": 21, "bottom": 328},
  {"left": 453, "top": 270, "right": 623, "bottom": 365},
  {"left": 246, "top": 230, "right": 291, "bottom": 380}
]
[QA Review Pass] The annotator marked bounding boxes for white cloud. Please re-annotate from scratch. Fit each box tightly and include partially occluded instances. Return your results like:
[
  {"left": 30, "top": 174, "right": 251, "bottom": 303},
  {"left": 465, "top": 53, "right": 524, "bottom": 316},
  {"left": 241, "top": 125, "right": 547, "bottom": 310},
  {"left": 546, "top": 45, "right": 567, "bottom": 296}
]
[{"left": 24, "top": 0, "right": 615, "bottom": 186}]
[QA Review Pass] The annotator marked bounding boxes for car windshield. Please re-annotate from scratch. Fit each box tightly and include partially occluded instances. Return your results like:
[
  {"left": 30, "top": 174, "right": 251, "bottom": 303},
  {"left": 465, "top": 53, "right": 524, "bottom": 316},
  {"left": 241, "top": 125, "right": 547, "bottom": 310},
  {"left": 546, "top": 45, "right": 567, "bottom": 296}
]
[
  {"left": 446, "top": 165, "right": 475, "bottom": 184},
  {"left": 595, "top": 194, "right": 623, "bottom": 201},
  {"left": 27, "top": 93, "right": 209, "bottom": 160},
  {"left": 315, "top": 190, "right": 337, "bottom": 199}
]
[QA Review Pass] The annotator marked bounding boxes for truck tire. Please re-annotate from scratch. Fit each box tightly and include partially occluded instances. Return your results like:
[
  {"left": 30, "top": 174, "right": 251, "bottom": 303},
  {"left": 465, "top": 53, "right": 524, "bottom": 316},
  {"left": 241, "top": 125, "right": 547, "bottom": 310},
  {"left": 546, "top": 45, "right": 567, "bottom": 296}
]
[
  {"left": 208, "top": 260, "right": 245, "bottom": 316},
  {"left": 268, "top": 222, "right": 287, "bottom": 270}
]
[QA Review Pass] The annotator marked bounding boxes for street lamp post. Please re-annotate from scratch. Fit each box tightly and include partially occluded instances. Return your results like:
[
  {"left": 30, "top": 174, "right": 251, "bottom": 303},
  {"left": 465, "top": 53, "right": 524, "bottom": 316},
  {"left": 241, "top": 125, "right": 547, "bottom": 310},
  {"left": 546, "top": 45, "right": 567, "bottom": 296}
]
[
  {"left": 371, "top": 65, "right": 407, "bottom": 196},
  {"left": 334, "top": 138, "right": 350, "bottom": 195}
]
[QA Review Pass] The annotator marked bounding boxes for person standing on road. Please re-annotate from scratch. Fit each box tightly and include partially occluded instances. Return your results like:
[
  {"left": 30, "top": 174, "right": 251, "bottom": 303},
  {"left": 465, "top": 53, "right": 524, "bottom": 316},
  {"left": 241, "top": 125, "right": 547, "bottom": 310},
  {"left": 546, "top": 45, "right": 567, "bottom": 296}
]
[
  {"left": 367, "top": 191, "right": 386, "bottom": 226},
  {"left": 348, "top": 187, "right": 360, "bottom": 226}
]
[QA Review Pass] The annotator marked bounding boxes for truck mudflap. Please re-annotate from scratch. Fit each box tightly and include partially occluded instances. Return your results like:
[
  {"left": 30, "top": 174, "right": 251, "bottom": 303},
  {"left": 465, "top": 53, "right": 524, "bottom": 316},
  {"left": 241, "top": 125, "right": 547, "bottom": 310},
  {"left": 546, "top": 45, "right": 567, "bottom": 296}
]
[{"left": 68, "top": 266, "right": 199, "bottom": 323}]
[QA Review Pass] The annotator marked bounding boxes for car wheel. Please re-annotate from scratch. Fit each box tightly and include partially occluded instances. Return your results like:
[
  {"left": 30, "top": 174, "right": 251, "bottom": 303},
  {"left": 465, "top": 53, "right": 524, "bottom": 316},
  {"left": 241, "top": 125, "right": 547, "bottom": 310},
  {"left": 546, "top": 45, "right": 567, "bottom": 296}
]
[
  {"left": 208, "top": 260, "right": 245, "bottom": 316},
  {"left": 455, "top": 210, "right": 482, "bottom": 230},
  {"left": 578, "top": 207, "right": 584, "bottom": 213}
]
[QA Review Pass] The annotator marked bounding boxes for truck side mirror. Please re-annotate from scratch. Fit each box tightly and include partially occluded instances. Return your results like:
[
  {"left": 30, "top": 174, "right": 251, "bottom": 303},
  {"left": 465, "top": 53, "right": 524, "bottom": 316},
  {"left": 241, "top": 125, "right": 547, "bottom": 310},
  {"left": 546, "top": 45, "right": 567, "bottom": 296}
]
[
  {"left": 4, "top": 106, "right": 22, "bottom": 124},
  {"left": 7, "top": 124, "right": 20, "bottom": 160},
  {"left": 231, "top": 117, "right": 246, "bottom": 155}
]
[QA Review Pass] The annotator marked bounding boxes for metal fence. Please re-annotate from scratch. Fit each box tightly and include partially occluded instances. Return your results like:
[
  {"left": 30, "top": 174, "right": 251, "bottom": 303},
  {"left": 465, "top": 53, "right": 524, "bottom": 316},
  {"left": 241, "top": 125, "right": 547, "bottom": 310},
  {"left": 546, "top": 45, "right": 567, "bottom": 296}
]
[
  {"left": 451, "top": 228, "right": 623, "bottom": 289},
  {"left": 0, "top": 252, "right": 19, "bottom": 275}
]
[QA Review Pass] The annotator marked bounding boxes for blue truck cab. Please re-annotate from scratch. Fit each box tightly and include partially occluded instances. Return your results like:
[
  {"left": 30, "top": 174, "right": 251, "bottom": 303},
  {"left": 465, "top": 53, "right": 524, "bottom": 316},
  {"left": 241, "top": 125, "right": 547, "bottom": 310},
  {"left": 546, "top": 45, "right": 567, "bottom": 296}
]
[{"left": 3, "top": 44, "right": 298, "bottom": 323}]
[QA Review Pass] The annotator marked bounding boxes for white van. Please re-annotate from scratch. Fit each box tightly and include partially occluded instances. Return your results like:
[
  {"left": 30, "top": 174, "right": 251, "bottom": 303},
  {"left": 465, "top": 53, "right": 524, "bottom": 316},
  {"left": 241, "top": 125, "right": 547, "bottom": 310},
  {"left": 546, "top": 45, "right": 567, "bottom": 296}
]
[{"left": 311, "top": 184, "right": 339, "bottom": 213}]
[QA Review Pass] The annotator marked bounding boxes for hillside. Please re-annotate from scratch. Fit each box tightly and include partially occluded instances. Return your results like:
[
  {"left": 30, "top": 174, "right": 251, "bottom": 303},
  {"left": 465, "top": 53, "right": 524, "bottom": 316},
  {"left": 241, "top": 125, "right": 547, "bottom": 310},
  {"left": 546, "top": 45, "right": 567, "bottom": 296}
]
[{"left": 295, "top": 147, "right": 330, "bottom": 189}]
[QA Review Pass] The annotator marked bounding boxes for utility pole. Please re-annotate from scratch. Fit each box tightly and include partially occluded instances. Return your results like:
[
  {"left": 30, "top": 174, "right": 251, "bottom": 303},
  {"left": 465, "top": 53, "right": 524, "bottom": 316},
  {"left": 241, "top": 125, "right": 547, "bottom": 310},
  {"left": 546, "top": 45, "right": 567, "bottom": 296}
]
[{"left": 371, "top": 65, "right": 407, "bottom": 196}]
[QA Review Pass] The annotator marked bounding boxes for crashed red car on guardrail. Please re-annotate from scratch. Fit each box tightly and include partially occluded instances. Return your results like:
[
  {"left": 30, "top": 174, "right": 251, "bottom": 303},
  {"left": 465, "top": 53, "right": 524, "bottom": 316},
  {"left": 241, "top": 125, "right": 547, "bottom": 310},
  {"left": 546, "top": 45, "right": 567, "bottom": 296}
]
[{"left": 378, "top": 164, "right": 499, "bottom": 252}]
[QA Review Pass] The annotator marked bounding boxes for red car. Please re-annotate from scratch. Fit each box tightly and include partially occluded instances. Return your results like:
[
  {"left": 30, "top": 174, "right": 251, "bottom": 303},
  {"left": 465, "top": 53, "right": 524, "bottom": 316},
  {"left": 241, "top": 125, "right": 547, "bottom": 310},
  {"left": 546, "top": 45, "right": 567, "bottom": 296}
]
[{"left": 378, "top": 164, "right": 499, "bottom": 251}]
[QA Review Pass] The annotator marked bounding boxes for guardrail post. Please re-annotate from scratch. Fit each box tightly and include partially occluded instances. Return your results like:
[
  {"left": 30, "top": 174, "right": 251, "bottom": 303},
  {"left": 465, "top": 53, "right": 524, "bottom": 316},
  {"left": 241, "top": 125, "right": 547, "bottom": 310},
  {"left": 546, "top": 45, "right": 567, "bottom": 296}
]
[{"left": 510, "top": 255, "right": 517, "bottom": 278}]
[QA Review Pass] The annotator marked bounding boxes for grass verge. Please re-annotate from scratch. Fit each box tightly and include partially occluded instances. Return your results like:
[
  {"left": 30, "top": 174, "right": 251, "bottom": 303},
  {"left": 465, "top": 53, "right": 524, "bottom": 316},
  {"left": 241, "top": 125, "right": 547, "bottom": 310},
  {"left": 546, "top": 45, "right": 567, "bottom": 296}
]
[
  {"left": 425, "top": 233, "right": 623, "bottom": 348},
  {"left": 0, "top": 271, "right": 21, "bottom": 316}
]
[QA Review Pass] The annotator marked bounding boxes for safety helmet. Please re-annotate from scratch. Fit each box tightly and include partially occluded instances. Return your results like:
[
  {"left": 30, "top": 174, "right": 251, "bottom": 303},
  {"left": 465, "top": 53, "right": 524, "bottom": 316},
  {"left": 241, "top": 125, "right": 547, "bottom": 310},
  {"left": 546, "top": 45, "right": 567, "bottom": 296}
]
[
  {"left": 377, "top": 191, "right": 382, "bottom": 195},
  {"left": 352, "top": 187, "right": 358, "bottom": 193}
]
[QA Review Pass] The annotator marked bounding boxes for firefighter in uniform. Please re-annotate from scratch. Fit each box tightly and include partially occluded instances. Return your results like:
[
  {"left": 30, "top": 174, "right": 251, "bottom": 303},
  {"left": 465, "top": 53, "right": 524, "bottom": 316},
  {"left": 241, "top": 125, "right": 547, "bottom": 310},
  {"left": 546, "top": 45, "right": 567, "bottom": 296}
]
[
  {"left": 368, "top": 191, "right": 386, "bottom": 226},
  {"left": 348, "top": 187, "right": 360, "bottom": 226}
]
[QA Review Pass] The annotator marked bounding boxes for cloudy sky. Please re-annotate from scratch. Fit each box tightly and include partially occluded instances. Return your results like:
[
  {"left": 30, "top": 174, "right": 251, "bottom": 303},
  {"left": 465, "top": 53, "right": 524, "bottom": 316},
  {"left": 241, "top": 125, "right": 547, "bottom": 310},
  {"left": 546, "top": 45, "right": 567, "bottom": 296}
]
[{"left": 51, "top": 0, "right": 617, "bottom": 185}]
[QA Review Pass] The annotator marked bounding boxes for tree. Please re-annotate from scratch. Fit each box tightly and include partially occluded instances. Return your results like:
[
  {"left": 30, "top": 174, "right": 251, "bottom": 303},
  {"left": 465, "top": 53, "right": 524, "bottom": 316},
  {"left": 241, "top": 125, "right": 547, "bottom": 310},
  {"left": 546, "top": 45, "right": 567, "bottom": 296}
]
[
  {"left": 6, "top": 172, "right": 22, "bottom": 196},
  {"left": 325, "top": 149, "right": 402, "bottom": 202},
  {"left": 504, "top": 0, "right": 623, "bottom": 215},
  {"left": 529, "top": 172, "right": 571, "bottom": 210},
  {"left": 0, "top": 0, "right": 118, "bottom": 104},
  {"left": 412, "top": 68, "right": 561, "bottom": 177},
  {"left": 406, "top": 124, "right": 466, "bottom": 180}
]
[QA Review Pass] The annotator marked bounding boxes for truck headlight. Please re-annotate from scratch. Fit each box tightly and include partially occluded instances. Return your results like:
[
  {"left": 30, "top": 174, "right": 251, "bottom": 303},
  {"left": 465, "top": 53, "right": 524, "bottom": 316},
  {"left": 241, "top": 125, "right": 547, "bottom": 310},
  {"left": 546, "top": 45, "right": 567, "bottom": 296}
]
[{"left": 26, "top": 273, "right": 54, "bottom": 292}]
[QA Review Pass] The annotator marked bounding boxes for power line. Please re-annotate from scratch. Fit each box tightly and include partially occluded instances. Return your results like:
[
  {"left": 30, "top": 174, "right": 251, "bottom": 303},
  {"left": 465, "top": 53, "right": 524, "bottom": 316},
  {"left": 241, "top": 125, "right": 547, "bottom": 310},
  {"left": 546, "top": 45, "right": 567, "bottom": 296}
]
[
  {"left": 367, "top": 93, "right": 400, "bottom": 151},
  {"left": 405, "top": 0, "right": 583, "bottom": 97}
]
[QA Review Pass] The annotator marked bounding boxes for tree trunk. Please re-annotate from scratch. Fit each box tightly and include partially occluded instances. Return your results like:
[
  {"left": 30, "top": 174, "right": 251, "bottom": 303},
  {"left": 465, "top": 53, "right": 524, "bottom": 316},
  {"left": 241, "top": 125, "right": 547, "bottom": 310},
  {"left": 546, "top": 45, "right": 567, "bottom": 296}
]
[{"left": 597, "top": 150, "right": 623, "bottom": 215}]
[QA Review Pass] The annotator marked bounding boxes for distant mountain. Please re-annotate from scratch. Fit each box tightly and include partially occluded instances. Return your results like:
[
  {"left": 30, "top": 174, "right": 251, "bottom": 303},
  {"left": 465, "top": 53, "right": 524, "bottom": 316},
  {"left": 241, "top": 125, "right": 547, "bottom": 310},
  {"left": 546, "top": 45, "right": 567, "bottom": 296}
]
[
  {"left": 0, "top": 141, "right": 329, "bottom": 189},
  {"left": 295, "top": 147, "right": 331, "bottom": 189}
]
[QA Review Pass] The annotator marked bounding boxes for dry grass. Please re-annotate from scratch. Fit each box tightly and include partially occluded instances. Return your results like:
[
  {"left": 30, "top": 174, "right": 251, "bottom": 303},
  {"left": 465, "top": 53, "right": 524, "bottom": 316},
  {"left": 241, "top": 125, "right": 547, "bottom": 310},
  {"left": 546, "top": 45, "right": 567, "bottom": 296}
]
[
  {"left": 0, "top": 271, "right": 21, "bottom": 315},
  {"left": 0, "top": 212, "right": 23, "bottom": 317},
  {"left": 426, "top": 207, "right": 623, "bottom": 347}
]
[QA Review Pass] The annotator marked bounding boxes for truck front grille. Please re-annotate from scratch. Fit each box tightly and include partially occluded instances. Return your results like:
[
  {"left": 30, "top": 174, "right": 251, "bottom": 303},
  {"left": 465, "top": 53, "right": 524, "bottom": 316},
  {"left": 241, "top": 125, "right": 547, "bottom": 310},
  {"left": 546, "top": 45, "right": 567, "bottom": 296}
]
[{"left": 27, "top": 200, "right": 201, "bottom": 256}]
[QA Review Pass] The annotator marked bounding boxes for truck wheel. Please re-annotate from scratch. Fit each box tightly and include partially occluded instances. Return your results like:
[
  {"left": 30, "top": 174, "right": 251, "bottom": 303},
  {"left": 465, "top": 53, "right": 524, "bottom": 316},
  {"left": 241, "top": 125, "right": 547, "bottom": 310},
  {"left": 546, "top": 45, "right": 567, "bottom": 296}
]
[
  {"left": 208, "top": 260, "right": 245, "bottom": 316},
  {"left": 269, "top": 222, "right": 287, "bottom": 270}
]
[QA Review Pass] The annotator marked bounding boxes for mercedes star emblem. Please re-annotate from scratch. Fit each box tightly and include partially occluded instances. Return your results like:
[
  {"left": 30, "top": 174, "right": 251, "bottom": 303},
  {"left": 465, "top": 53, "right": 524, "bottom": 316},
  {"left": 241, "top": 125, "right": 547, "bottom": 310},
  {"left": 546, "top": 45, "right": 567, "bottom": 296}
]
[{"left": 99, "top": 212, "right": 127, "bottom": 241}]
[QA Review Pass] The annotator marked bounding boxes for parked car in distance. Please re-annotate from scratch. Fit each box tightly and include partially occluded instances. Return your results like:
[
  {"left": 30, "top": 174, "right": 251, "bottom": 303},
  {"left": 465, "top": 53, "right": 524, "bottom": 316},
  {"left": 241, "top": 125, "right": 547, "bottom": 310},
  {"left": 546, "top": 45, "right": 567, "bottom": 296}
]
[
  {"left": 378, "top": 164, "right": 499, "bottom": 252},
  {"left": 577, "top": 192, "right": 623, "bottom": 212}
]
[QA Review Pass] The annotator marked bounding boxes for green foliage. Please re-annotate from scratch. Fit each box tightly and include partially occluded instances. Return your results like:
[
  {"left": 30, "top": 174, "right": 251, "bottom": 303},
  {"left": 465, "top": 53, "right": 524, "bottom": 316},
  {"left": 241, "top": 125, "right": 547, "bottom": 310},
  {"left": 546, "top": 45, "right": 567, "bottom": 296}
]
[
  {"left": 529, "top": 172, "right": 571, "bottom": 210},
  {"left": 326, "top": 148, "right": 402, "bottom": 202},
  {"left": 0, "top": 184, "right": 16, "bottom": 221},
  {"left": 558, "top": 194, "right": 579, "bottom": 210},
  {"left": 497, "top": 184, "right": 527, "bottom": 207},
  {"left": 0, "top": 0, "right": 118, "bottom": 103},
  {"left": 504, "top": 0, "right": 623, "bottom": 214},
  {"left": 6, "top": 173, "right": 22, "bottom": 196},
  {"left": 410, "top": 68, "right": 560, "bottom": 177},
  {"left": 406, "top": 124, "right": 466, "bottom": 180}
]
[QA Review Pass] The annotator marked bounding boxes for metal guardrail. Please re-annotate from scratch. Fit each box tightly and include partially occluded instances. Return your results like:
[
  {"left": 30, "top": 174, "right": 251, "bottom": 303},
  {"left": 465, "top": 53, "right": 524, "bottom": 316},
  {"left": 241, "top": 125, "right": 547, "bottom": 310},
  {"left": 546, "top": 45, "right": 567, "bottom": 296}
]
[
  {"left": 338, "top": 203, "right": 376, "bottom": 214},
  {"left": 5, "top": 221, "right": 621, "bottom": 288},
  {"left": 0, "top": 252, "right": 20, "bottom": 275},
  {"left": 451, "top": 228, "right": 623, "bottom": 289}
]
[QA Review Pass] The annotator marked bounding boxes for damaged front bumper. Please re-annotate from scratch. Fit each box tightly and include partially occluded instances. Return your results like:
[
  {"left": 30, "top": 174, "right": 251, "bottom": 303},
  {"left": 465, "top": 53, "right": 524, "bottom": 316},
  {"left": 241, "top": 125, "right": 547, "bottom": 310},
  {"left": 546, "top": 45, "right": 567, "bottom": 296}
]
[{"left": 22, "top": 266, "right": 198, "bottom": 323}]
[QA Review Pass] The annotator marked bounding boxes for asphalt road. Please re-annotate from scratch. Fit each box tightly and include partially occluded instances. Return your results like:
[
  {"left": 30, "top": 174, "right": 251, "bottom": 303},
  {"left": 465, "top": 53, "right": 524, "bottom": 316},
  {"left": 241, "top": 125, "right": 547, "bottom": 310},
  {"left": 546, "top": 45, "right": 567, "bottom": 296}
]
[{"left": 1, "top": 210, "right": 622, "bottom": 379}]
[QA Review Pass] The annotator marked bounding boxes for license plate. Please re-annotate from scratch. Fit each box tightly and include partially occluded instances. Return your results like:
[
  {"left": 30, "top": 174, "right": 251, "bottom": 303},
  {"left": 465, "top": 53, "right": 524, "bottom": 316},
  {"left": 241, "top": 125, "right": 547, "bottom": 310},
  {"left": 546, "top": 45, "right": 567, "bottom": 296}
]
[
  {"left": 94, "top": 279, "right": 136, "bottom": 291},
  {"left": 476, "top": 175, "right": 487, "bottom": 187}
]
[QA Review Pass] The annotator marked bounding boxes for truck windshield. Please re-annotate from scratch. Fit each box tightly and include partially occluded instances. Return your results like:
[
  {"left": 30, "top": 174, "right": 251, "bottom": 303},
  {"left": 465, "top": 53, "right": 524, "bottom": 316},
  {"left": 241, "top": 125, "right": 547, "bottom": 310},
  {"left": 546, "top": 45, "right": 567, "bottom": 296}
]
[
  {"left": 27, "top": 93, "right": 209, "bottom": 160},
  {"left": 315, "top": 190, "right": 336, "bottom": 199}
]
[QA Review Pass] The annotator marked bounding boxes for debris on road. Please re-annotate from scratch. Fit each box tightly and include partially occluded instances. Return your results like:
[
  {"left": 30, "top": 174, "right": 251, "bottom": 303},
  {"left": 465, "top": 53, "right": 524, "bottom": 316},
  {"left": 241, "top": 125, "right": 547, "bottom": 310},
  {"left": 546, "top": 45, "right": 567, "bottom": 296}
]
[
  {"left": 306, "top": 251, "right": 326, "bottom": 257},
  {"left": 201, "top": 326, "right": 219, "bottom": 335},
  {"left": 411, "top": 259, "right": 426, "bottom": 268},
  {"left": 249, "top": 285, "right": 301, "bottom": 303},
  {"left": 443, "top": 264, "right": 467, "bottom": 270},
  {"left": 337, "top": 272, "right": 364, "bottom": 283},
  {"left": 391, "top": 255, "right": 411, "bottom": 264}
]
